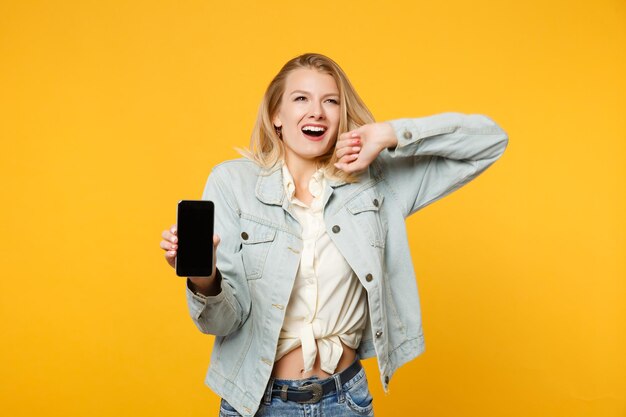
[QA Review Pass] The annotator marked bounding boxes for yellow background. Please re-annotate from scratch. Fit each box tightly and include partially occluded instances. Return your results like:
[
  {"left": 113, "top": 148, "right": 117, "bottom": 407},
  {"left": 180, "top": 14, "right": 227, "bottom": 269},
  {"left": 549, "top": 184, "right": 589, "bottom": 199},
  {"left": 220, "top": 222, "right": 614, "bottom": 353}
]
[{"left": 1, "top": 0, "right": 624, "bottom": 416}]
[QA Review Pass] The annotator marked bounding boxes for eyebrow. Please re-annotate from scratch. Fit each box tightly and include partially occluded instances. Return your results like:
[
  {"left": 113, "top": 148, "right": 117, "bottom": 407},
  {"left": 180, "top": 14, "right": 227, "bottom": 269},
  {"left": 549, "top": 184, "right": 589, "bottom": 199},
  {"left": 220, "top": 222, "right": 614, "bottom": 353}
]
[{"left": 289, "top": 90, "right": 339, "bottom": 98}]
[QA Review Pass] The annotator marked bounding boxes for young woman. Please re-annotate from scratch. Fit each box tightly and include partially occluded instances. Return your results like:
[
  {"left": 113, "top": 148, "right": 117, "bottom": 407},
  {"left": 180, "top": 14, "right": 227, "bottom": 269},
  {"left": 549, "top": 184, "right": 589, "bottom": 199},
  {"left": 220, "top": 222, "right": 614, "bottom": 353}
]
[{"left": 160, "top": 53, "right": 508, "bottom": 416}]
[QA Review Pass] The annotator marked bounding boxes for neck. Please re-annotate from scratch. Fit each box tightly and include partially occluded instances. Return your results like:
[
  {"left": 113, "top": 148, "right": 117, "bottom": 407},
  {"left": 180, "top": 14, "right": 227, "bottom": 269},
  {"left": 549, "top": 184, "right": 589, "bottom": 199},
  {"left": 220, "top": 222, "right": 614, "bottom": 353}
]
[{"left": 284, "top": 154, "right": 319, "bottom": 187}]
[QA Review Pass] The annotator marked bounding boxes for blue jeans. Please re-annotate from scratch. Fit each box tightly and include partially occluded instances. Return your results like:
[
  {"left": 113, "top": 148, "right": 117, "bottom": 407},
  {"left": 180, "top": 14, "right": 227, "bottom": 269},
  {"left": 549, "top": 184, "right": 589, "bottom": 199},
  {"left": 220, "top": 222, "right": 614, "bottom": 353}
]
[{"left": 219, "top": 365, "right": 374, "bottom": 416}]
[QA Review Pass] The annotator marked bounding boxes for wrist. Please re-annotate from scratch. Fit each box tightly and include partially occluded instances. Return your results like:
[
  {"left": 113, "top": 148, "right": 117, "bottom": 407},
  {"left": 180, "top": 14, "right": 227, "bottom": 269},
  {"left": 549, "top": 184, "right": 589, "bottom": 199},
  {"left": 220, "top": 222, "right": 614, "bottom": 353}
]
[
  {"left": 383, "top": 122, "right": 398, "bottom": 150},
  {"left": 188, "top": 269, "right": 222, "bottom": 297}
]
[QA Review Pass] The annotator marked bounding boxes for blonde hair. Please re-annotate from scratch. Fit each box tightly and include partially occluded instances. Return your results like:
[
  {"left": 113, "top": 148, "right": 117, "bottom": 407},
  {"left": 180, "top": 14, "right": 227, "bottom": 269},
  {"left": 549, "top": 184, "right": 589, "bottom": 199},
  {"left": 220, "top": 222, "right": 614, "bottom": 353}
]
[{"left": 238, "top": 53, "right": 375, "bottom": 182}]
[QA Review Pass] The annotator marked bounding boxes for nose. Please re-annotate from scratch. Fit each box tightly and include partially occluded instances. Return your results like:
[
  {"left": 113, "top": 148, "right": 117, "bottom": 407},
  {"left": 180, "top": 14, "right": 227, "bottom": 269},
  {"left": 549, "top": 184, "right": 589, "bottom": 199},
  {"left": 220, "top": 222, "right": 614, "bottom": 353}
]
[{"left": 309, "top": 101, "right": 325, "bottom": 119}]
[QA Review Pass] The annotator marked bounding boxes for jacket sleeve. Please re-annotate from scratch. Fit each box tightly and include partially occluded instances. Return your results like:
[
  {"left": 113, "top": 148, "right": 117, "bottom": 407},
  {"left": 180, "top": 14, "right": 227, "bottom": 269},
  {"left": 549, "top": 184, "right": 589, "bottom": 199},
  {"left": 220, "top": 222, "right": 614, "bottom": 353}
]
[
  {"left": 185, "top": 168, "right": 251, "bottom": 336},
  {"left": 375, "top": 112, "right": 509, "bottom": 217}
]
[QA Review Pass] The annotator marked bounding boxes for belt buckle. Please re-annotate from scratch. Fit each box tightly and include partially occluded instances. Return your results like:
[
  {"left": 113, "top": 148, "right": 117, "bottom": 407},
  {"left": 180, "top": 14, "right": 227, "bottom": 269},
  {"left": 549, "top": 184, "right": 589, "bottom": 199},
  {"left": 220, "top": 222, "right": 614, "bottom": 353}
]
[{"left": 298, "top": 382, "right": 323, "bottom": 404}]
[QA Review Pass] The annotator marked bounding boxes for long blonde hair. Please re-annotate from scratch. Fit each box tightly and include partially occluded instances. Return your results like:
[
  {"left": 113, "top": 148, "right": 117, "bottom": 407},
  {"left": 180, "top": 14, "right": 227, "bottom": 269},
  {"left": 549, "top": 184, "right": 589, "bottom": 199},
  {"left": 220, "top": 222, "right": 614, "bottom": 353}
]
[{"left": 239, "top": 53, "right": 375, "bottom": 182}]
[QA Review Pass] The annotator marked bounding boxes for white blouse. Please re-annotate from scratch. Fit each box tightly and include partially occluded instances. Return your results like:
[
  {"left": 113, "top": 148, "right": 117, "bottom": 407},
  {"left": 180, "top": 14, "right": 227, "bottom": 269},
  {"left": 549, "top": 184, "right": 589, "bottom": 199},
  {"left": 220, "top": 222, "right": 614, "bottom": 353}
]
[{"left": 274, "top": 163, "right": 368, "bottom": 374}]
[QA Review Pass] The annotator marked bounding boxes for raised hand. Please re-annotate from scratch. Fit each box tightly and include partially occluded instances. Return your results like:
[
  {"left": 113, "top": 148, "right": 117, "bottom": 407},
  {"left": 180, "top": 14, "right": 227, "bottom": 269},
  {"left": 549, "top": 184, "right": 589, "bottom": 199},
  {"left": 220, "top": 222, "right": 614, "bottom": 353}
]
[{"left": 334, "top": 122, "right": 398, "bottom": 173}]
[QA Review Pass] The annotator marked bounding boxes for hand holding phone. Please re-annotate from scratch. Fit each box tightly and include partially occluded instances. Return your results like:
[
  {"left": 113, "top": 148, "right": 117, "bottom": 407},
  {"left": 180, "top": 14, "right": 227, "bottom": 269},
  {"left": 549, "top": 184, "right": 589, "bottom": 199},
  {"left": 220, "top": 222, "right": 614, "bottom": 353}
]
[{"left": 161, "top": 223, "right": 221, "bottom": 296}]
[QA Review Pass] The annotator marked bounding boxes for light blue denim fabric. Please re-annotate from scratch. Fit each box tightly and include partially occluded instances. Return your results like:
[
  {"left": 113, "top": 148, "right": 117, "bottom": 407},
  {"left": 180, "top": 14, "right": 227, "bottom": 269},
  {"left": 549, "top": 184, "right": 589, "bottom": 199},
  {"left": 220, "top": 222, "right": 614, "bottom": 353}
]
[
  {"left": 219, "top": 364, "right": 374, "bottom": 417},
  {"left": 186, "top": 113, "right": 509, "bottom": 416}
]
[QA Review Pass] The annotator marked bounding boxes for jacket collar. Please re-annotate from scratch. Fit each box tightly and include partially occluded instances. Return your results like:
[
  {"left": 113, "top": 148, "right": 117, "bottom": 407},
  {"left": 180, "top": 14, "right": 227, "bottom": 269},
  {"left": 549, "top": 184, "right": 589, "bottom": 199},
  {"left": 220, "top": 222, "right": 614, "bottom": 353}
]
[{"left": 255, "top": 162, "right": 356, "bottom": 206}]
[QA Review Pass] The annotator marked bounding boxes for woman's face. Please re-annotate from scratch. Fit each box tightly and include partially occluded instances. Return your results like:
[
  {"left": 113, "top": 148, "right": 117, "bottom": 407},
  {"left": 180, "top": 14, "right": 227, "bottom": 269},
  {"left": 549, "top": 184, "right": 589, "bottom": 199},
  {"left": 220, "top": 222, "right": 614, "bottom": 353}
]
[{"left": 273, "top": 68, "right": 341, "bottom": 166}]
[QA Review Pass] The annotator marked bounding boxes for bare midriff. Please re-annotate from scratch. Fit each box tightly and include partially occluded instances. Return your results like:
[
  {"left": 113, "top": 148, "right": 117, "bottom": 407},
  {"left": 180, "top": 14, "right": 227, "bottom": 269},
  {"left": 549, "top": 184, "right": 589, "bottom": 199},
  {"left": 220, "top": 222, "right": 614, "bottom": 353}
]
[{"left": 271, "top": 341, "right": 356, "bottom": 379}]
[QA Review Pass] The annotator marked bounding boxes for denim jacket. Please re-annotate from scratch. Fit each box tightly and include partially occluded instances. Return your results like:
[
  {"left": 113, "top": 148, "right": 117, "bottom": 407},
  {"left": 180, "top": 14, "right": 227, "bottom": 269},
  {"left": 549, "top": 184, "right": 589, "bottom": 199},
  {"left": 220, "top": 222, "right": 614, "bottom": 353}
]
[{"left": 185, "top": 112, "right": 508, "bottom": 416}]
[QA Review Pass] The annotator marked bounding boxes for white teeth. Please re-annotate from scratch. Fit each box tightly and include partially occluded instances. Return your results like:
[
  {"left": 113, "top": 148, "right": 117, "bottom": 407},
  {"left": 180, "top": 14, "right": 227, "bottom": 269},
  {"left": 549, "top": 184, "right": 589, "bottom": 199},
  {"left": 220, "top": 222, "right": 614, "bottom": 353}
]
[{"left": 302, "top": 126, "right": 326, "bottom": 132}]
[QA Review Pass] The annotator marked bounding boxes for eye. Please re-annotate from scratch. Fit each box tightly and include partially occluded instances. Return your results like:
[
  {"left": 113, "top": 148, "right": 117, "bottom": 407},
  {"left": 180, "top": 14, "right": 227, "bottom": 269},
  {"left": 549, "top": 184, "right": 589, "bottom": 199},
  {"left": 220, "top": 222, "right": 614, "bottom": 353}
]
[
  {"left": 294, "top": 96, "right": 307, "bottom": 101},
  {"left": 325, "top": 98, "right": 340, "bottom": 105}
]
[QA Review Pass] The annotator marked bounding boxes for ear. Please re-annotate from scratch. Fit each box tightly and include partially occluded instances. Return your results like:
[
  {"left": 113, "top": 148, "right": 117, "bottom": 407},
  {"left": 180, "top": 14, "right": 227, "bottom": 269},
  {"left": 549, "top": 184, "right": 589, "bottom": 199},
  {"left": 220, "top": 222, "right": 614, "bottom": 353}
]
[{"left": 272, "top": 114, "right": 282, "bottom": 129}]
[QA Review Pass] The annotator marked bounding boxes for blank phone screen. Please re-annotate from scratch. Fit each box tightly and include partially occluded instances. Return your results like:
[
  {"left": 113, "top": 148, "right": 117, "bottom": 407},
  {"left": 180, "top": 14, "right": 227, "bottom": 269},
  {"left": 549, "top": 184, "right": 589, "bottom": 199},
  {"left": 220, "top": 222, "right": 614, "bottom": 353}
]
[{"left": 176, "top": 200, "right": 214, "bottom": 277}]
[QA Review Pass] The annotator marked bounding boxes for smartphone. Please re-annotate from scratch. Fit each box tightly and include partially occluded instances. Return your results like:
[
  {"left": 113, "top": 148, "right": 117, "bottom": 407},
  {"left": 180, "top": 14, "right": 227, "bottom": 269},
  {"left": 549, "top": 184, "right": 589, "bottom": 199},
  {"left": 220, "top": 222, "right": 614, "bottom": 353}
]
[{"left": 176, "top": 200, "right": 214, "bottom": 277}]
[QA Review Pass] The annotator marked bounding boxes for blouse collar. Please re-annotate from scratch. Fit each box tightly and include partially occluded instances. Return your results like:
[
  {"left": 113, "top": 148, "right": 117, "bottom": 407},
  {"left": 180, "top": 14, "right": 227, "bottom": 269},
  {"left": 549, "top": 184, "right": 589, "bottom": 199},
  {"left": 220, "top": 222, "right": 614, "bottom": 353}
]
[{"left": 281, "top": 162, "right": 326, "bottom": 203}]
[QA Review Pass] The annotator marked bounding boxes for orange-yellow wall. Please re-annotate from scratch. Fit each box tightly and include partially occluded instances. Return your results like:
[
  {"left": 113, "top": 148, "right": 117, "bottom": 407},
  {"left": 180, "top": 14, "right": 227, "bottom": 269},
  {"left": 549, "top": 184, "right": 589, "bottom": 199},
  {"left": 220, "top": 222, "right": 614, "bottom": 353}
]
[{"left": 1, "top": 1, "right": 624, "bottom": 416}]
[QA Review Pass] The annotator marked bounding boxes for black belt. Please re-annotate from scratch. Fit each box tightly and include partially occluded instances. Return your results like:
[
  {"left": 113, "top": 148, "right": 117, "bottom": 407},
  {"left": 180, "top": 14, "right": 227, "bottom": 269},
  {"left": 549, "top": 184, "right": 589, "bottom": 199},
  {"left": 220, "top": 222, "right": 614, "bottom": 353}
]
[{"left": 271, "top": 359, "right": 362, "bottom": 404}]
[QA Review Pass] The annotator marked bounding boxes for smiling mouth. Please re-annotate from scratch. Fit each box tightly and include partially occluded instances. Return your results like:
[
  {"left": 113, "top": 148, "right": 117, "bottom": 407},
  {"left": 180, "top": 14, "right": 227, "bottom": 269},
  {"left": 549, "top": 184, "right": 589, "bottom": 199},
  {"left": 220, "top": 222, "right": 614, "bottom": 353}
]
[{"left": 301, "top": 125, "right": 327, "bottom": 137}]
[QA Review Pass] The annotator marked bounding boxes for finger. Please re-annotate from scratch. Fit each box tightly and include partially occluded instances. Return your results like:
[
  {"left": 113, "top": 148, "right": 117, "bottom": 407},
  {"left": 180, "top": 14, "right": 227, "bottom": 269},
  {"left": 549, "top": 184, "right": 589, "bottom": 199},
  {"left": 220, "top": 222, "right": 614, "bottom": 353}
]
[
  {"left": 335, "top": 138, "right": 362, "bottom": 151},
  {"left": 338, "top": 153, "right": 359, "bottom": 164},
  {"left": 334, "top": 136, "right": 350, "bottom": 151},
  {"left": 164, "top": 250, "right": 176, "bottom": 268},
  {"left": 335, "top": 139, "right": 361, "bottom": 157},
  {"left": 211, "top": 234, "right": 221, "bottom": 275},
  {"left": 338, "top": 134, "right": 361, "bottom": 148},
  {"left": 160, "top": 240, "right": 178, "bottom": 251},
  {"left": 212, "top": 234, "right": 220, "bottom": 257},
  {"left": 334, "top": 162, "right": 347, "bottom": 171},
  {"left": 334, "top": 161, "right": 357, "bottom": 173},
  {"left": 336, "top": 146, "right": 361, "bottom": 159},
  {"left": 334, "top": 154, "right": 360, "bottom": 172},
  {"left": 340, "top": 128, "right": 361, "bottom": 141},
  {"left": 338, "top": 131, "right": 352, "bottom": 142},
  {"left": 170, "top": 225, "right": 177, "bottom": 235},
  {"left": 161, "top": 229, "right": 178, "bottom": 243},
  {"left": 336, "top": 149, "right": 354, "bottom": 161}
]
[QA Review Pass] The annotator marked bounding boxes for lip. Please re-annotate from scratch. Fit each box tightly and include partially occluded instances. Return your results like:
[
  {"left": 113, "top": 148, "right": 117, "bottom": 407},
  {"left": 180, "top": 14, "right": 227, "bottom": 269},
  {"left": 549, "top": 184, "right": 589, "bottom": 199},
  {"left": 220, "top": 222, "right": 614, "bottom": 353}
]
[
  {"left": 301, "top": 123, "right": 328, "bottom": 129},
  {"left": 301, "top": 130, "right": 327, "bottom": 142},
  {"left": 300, "top": 123, "right": 328, "bottom": 142}
]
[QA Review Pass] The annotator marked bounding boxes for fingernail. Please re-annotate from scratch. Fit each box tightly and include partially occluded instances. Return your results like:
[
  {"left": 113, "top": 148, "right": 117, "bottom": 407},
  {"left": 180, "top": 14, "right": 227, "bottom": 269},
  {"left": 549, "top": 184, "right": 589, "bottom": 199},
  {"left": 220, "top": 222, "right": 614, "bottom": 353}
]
[
  {"left": 172, "top": 244, "right": 177, "bottom": 249},
  {"left": 172, "top": 237, "right": 178, "bottom": 243}
]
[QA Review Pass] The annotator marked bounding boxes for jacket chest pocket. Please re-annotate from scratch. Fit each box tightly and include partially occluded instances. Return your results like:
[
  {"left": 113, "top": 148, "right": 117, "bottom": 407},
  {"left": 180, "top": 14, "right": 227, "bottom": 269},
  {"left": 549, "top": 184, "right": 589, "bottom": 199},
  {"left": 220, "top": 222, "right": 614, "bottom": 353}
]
[
  {"left": 240, "top": 218, "right": 277, "bottom": 280},
  {"left": 346, "top": 191, "right": 386, "bottom": 248}
]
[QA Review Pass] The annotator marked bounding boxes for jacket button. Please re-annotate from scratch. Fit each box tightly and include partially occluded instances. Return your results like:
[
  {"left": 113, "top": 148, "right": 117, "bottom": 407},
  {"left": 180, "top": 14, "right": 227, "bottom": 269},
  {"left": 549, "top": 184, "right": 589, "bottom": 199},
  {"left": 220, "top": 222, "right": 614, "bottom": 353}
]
[
  {"left": 373, "top": 198, "right": 379, "bottom": 207},
  {"left": 384, "top": 376, "right": 389, "bottom": 384},
  {"left": 332, "top": 225, "right": 340, "bottom": 233},
  {"left": 375, "top": 330, "right": 383, "bottom": 338},
  {"left": 403, "top": 130, "right": 412, "bottom": 140},
  {"left": 241, "top": 232, "right": 249, "bottom": 240},
  {"left": 365, "top": 273, "right": 373, "bottom": 282}
]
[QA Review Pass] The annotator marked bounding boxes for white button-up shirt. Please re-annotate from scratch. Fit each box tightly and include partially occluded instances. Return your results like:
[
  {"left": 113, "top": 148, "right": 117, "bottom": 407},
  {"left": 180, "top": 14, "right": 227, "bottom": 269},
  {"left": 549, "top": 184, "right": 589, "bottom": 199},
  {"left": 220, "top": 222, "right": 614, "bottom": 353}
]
[{"left": 274, "top": 163, "right": 368, "bottom": 374}]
